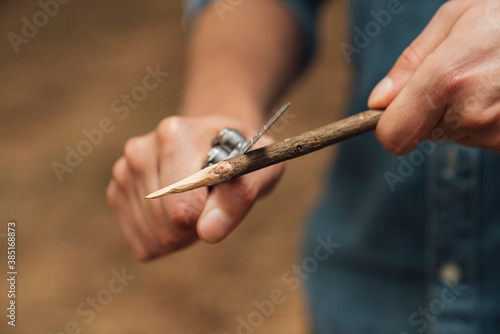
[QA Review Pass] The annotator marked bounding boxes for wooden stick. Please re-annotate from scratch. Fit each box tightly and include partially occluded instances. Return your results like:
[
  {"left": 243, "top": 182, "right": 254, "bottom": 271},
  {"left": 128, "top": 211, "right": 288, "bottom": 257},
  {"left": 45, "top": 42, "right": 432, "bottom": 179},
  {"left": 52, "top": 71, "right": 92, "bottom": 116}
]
[{"left": 145, "top": 109, "right": 383, "bottom": 199}]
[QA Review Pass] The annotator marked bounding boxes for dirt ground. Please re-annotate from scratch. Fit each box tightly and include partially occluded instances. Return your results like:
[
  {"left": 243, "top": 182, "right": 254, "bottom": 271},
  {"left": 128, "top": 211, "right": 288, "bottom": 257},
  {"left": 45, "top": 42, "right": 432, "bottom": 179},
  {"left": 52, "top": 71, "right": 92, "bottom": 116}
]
[{"left": 0, "top": 1, "right": 351, "bottom": 333}]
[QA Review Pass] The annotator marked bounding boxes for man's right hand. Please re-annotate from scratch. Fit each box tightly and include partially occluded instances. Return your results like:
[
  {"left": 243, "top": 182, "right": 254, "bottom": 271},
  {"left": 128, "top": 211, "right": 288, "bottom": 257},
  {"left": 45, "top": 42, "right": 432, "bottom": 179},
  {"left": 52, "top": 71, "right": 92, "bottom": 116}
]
[{"left": 106, "top": 115, "right": 285, "bottom": 261}]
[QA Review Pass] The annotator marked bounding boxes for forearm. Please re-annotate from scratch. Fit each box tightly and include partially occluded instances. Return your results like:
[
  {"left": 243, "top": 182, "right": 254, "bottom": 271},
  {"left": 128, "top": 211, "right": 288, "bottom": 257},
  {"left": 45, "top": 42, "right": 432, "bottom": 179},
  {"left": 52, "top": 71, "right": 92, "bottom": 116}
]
[
  {"left": 108, "top": 0, "right": 307, "bottom": 259},
  {"left": 182, "top": 0, "right": 305, "bottom": 128}
]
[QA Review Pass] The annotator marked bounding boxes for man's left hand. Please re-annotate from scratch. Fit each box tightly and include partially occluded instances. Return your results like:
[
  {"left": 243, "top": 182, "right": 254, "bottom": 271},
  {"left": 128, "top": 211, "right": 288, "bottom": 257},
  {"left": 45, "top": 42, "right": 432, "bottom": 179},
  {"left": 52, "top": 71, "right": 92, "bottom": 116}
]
[{"left": 369, "top": 0, "right": 500, "bottom": 154}]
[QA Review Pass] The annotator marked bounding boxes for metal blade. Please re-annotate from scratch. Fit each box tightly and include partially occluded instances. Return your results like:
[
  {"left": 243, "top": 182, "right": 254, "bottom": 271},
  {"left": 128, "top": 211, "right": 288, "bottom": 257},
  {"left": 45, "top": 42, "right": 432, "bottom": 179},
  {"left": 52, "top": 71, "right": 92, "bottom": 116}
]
[{"left": 239, "top": 102, "right": 291, "bottom": 155}]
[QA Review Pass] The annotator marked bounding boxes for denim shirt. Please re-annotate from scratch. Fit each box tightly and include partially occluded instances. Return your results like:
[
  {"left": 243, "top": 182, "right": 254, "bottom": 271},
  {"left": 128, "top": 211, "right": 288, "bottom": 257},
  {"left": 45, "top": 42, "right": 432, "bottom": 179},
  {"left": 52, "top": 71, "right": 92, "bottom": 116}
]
[{"left": 185, "top": 1, "right": 500, "bottom": 333}]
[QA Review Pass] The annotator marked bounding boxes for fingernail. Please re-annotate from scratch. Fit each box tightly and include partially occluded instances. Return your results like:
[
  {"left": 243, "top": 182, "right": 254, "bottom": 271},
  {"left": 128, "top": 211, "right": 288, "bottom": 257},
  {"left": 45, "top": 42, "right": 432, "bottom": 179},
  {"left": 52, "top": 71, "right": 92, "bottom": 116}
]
[
  {"left": 368, "top": 77, "right": 393, "bottom": 107},
  {"left": 199, "top": 208, "right": 232, "bottom": 243}
]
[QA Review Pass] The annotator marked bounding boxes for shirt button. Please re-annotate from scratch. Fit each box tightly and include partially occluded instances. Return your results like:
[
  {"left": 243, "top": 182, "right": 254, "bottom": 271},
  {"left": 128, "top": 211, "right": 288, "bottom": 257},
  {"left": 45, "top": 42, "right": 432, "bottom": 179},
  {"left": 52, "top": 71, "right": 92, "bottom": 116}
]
[{"left": 439, "top": 261, "right": 462, "bottom": 284}]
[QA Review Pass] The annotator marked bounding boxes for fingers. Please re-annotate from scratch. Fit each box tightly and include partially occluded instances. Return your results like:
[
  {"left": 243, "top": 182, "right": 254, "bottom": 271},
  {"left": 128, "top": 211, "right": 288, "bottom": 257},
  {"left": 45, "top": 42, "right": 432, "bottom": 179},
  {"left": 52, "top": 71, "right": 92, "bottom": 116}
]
[
  {"left": 372, "top": 0, "right": 480, "bottom": 154},
  {"left": 156, "top": 117, "right": 211, "bottom": 229},
  {"left": 107, "top": 180, "right": 147, "bottom": 258},
  {"left": 197, "top": 165, "right": 284, "bottom": 243},
  {"left": 107, "top": 157, "right": 164, "bottom": 260},
  {"left": 197, "top": 136, "right": 285, "bottom": 243},
  {"left": 124, "top": 134, "right": 160, "bottom": 201},
  {"left": 108, "top": 114, "right": 286, "bottom": 260},
  {"left": 108, "top": 130, "right": 201, "bottom": 260},
  {"left": 368, "top": 0, "right": 473, "bottom": 109},
  {"left": 123, "top": 135, "right": 177, "bottom": 255},
  {"left": 374, "top": 59, "right": 446, "bottom": 154}
]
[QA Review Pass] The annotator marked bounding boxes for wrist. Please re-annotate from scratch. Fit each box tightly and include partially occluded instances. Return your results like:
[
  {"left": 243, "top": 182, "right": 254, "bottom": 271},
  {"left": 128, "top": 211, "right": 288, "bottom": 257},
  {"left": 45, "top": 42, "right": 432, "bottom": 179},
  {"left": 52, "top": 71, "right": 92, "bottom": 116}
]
[{"left": 181, "top": 88, "right": 265, "bottom": 130}]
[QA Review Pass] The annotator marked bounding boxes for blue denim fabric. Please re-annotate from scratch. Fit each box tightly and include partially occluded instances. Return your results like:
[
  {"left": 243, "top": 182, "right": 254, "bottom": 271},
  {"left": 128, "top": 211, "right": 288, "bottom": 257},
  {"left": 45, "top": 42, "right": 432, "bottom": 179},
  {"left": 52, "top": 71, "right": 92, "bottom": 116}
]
[
  {"left": 185, "top": 0, "right": 500, "bottom": 333},
  {"left": 304, "top": 0, "right": 500, "bottom": 333}
]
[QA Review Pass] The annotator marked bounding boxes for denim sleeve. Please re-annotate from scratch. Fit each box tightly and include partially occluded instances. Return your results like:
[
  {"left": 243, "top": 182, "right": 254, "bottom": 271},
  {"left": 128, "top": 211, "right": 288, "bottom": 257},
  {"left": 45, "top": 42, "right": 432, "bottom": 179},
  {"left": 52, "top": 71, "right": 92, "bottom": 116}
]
[{"left": 183, "top": 0, "right": 323, "bottom": 63}]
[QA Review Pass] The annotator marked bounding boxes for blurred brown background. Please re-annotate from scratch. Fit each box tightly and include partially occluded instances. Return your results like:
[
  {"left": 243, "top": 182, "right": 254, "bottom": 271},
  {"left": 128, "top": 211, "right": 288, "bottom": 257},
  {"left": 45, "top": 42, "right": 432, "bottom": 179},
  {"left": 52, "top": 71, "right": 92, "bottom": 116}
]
[{"left": 0, "top": 1, "right": 351, "bottom": 333}]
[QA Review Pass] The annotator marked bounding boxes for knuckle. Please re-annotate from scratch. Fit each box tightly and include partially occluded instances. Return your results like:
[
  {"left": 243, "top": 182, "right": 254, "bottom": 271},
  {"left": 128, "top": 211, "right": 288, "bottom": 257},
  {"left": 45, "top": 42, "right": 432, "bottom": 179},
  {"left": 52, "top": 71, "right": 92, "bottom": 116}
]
[
  {"left": 441, "top": 70, "right": 468, "bottom": 98},
  {"left": 398, "top": 44, "right": 423, "bottom": 71},
  {"left": 156, "top": 116, "right": 183, "bottom": 145},
  {"left": 436, "top": 1, "right": 461, "bottom": 20},
  {"left": 440, "top": 74, "right": 494, "bottom": 131},
  {"left": 124, "top": 137, "right": 147, "bottom": 174},
  {"left": 111, "top": 157, "right": 129, "bottom": 189},
  {"left": 106, "top": 182, "right": 120, "bottom": 209},
  {"left": 460, "top": 109, "right": 496, "bottom": 131},
  {"left": 420, "top": 67, "right": 468, "bottom": 109}
]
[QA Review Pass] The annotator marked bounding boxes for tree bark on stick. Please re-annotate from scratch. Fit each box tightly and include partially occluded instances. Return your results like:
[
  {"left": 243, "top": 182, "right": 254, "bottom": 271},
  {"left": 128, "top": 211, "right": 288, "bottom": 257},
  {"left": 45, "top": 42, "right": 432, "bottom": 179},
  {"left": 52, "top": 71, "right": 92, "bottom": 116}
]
[{"left": 146, "top": 109, "right": 383, "bottom": 199}]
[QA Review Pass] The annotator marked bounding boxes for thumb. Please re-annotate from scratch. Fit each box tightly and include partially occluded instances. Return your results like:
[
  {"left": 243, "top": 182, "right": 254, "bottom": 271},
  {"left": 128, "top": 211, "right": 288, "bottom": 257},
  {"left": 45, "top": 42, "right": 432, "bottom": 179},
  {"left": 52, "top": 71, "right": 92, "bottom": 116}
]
[
  {"left": 196, "top": 163, "right": 284, "bottom": 243},
  {"left": 367, "top": 0, "right": 472, "bottom": 109}
]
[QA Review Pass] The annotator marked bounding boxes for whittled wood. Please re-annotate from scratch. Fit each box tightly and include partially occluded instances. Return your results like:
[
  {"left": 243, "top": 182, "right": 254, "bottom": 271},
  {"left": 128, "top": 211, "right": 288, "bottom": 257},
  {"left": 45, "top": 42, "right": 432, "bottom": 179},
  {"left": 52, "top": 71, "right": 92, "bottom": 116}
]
[{"left": 145, "top": 109, "right": 383, "bottom": 199}]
